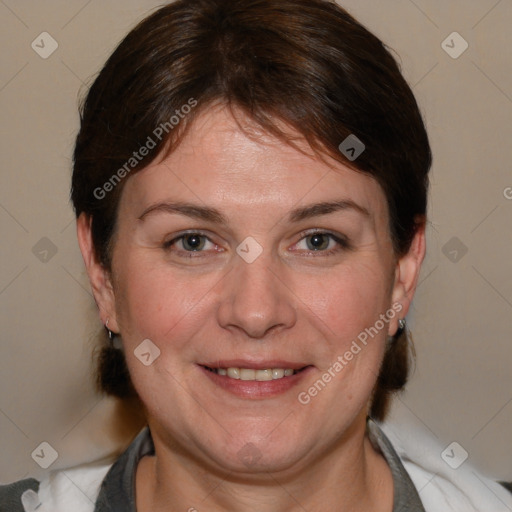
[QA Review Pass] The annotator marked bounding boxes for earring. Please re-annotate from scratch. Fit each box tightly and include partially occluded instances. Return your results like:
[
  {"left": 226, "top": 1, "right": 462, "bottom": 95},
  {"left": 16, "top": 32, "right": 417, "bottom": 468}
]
[
  {"left": 105, "top": 319, "right": 114, "bottom": 343},
  {"left": 394, "top": 318, "right": 406, "bottom": 340},
  {"left": 105, "top": 319, "right": 122, "bottom": 349}
]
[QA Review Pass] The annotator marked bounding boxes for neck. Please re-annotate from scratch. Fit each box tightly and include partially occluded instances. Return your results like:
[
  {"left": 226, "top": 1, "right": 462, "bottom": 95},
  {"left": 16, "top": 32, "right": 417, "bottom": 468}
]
[{"left": 136, "top": 415, "right": 393, "bottom": 512}]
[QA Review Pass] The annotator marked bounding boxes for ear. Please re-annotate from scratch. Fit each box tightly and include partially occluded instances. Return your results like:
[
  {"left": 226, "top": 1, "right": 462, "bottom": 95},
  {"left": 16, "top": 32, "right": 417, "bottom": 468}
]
[
  {"left": 76, "top": 213, "right": 119, "bottom": 333},
  {"left": 388, "top": 218, "right": 426, "bottom": 336}
]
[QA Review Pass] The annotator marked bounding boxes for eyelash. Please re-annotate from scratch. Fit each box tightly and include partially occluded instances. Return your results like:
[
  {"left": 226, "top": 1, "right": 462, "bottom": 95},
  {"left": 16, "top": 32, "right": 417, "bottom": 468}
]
[
  {"left": 293, "top": 230, "right": 351, "bottom": 256},
  {"left": 162, "top": 231, "right": 219, "bottom": 258},
  {"left": 163, "top": 230, "right": 351, "bottom": 257}
]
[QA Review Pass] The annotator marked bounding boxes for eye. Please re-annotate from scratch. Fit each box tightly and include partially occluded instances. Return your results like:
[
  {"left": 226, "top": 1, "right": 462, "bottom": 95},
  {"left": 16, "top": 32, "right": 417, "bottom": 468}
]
[
  {"left": 292, "top": 231, "right": 350, "bottom": 255},
  {"left": 303, "top": 233, "right": 332, "bottom": 251},
  {"left": 164, "top": 232, "right": 216, "bottom": 253}
]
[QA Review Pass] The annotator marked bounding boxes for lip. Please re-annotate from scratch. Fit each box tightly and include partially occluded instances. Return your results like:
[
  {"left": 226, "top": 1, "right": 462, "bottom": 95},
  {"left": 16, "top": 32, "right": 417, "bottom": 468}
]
[
  {"left": 198, "top": 360, "right": 310, "bottom": 370},
  {"left": 197, "top": 363, "right": 314, "bottom": 399}
]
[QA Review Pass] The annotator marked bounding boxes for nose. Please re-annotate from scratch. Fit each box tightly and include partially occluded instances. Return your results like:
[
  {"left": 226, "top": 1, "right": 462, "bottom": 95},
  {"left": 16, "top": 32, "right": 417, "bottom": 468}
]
[{"left": 216, "top": 252, "right": 297, "bottom": 339}]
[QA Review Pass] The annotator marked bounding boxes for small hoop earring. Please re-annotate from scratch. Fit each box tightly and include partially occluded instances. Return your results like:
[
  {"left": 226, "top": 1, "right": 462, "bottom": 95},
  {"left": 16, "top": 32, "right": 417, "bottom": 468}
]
[
  {"left": 394, "top": 318, "right": 406, "bottom": 340},
  {"left": 105, "top": 319, "right": 121, "bottom": 349},
  {"left": 105, "top": 319, "right": 113, "bottom": 340}
]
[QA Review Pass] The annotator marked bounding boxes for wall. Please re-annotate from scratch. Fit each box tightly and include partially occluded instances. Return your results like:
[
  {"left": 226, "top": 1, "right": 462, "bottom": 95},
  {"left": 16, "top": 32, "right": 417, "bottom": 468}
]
[{"left": 0, "top": 0, "right": 511, "bottom": 483}]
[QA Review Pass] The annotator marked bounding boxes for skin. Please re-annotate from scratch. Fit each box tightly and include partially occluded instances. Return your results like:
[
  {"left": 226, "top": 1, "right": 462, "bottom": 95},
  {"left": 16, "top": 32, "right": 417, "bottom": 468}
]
[{"left": 77, "top": 104, "right": 425, "bottom": 512}]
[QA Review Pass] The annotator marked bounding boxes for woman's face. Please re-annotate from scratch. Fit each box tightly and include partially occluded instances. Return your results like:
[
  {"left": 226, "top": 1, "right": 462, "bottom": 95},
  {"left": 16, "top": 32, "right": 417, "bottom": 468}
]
[{"left": 86, "top": 105, "right": 422, "bottom": 474}]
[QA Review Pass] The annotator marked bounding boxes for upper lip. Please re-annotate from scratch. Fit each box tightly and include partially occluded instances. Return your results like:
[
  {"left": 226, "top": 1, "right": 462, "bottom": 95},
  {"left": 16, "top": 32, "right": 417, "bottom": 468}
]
[{"left": 199, "top": 360, "right": 311, "bottom": 370}]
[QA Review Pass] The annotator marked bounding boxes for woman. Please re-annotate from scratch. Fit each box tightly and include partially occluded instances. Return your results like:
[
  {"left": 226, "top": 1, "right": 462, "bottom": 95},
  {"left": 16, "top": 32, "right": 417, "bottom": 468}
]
[{"left": 1, "top": 0, "right": 511, "bottom": 511}]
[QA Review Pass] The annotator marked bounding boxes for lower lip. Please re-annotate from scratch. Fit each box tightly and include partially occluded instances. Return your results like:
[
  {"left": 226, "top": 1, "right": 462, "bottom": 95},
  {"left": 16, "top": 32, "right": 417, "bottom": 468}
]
[{"left": 198, "top": 365, "right": 314, "bottom": 399}]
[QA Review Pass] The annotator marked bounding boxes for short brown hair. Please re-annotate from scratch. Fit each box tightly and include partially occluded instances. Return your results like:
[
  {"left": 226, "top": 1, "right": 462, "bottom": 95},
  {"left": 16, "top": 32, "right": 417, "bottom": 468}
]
[{"left": 71, "top": 0, "right": 431, "bottom": 421}]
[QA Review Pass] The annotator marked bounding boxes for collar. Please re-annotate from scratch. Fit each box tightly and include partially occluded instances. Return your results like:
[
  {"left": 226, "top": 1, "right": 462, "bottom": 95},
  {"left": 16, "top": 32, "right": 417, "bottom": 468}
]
[
  {"left": 367, "top": 418, "right": 426, "bottom": 511},
  {"left": 94, "top": 426, "right": 154, "bottom": 511}
]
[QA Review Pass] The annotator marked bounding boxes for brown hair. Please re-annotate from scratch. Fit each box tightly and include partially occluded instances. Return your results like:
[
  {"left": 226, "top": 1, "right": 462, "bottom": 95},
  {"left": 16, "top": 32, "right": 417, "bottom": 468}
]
[{"left": 71, "top": 0, "right": 431, "bottom": 421}]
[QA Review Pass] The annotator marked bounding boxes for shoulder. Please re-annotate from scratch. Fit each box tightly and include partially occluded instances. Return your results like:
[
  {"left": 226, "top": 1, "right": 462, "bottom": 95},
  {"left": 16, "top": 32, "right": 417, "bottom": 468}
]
[
  {"left": 379, "top": 419, "right": 512, "bottom": 512},
  {"left": 0, "top": 425, "right": 153, "bottom": 512},
  {"left": 0, "top": 478, "right": 39, "bottom": 512},
  {"left": 0, "top": 462, "right": 112, "bottom": 512}
]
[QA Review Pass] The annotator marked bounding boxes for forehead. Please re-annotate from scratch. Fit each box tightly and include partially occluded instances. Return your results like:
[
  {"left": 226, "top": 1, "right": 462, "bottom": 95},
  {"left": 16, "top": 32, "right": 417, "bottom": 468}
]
[{"left": 121, "top": 105, "right": 388, "bottom": 223}]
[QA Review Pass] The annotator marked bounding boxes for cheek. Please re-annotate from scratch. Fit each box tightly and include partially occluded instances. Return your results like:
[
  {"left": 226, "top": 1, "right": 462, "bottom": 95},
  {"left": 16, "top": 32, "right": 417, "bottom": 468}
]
[
  {"left": 111, "top": 257, "right": 225, "bottom": 406},
  {"left": 296, "top": 264, "right": 391, "bottom": 414},
  {"left": 112, "top": 254, "right": 222, "bottom": 347},
  {"left": 301, "top": 260, "right": 391, "bottom": 343}
]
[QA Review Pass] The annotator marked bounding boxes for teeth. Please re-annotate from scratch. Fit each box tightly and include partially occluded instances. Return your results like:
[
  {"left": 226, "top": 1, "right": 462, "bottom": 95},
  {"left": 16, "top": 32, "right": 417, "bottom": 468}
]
[
  {"left": 240, "top": 369, "right": 256, "bottom": 380},
  {"left": 272, "top": 368, "right": 285, "bottom": 379},
  {"left": 227, "top": 367, "right": 240, "bottom": 379},
  {"left": 255, "top": 369, "right": 273, "bottom": 381},
  {"left": 210, "top": 367, "right": 299, "bottom": 381}
]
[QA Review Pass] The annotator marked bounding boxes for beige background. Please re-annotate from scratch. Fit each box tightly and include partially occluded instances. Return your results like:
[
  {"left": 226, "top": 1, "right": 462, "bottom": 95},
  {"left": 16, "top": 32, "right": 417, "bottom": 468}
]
[{"left": 1, "top": 0, "right": 511, "bottom": 484}]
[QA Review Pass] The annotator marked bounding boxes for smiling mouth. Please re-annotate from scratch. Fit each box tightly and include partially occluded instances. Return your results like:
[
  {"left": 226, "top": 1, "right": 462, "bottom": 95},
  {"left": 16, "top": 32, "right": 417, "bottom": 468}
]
[{"left": 201, "top": 365, "right": 310, "bottom": 381}]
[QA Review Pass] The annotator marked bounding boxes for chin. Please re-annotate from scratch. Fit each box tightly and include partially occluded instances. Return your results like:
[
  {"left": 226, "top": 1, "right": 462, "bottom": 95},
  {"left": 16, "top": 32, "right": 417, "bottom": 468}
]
[
  {"left": 195, "top": 426, "right": 308, "bottom": 475},
  {"left": 207, "top": 443, "right": 307, "bottom": 476}
]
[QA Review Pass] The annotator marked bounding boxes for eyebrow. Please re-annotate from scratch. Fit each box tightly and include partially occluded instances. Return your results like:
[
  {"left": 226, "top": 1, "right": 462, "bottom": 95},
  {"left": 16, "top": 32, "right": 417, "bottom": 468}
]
[
  {"left": 288, "top": 200, "right": 370, "bottom": 222},
  {"left": 138, "top": 199, "right": 370, "bottom": 224},
  {"left": 138, "top": 202, "right": 227, "bottom": 224}
]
